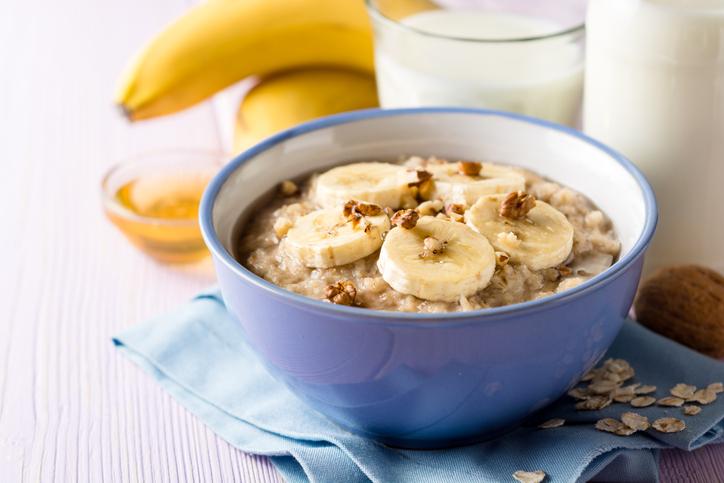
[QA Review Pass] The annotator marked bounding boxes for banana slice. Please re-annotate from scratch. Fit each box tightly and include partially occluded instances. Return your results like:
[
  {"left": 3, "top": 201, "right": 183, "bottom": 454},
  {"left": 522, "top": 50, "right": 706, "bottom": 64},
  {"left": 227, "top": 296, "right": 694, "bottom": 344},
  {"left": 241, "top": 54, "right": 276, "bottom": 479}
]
[
  {"left": 314, "top": 162, "right": 413, "bottom": 209},
  {"left": 284, "top": 207, "right": 390, "bottom": 268},
  {"left": 428, "top": 162, "right": 526, "bottom": 205},
  {"left": 377, "top": 216, "right": 495, "bottom": 302},
  {"left": 466, "top": 194, "right": 574, "bottom": 271}
]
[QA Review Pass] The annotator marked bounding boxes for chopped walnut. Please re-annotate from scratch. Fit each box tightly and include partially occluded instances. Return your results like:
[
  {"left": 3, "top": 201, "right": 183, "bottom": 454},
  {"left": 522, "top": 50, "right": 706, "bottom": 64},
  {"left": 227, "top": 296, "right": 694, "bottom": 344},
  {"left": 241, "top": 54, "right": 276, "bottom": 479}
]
[
  {"left": 407, "top": 169, "right": 432, "bottom": 187},
  {"left": 495, "top": 251, "right": 510, "bottom": 267},
  {"left": 458, "top": 161, "right": 482, "bottom": 176},
  {"left": 420, "top": 236, "right": 446, "bottom": 259},
  {"left": 391, "top": 209, "right": 419, "bottom": 229},
  {"left": 406, "top": 169, "right": 434, "bottom": 201},
  {"left": 279, "top": 180, "right": 298, "bottom": 196},
  {"left": 499, "top": 191, "right": 537, "bottom": 219},
  {"left": 343, "top": 200, "right": 383, "bottom": 218},
  {"left": 342, "top": 200, "right": 383, "bottom": 232},
  {"left": 417, "top": 179, "right": 434, "bottom": 200},
  {"left": 325, "top": 280, "right": 357, "bottom": 306},
  {"left": 445, "top": 203, "right": 466, "bottom": 215}
]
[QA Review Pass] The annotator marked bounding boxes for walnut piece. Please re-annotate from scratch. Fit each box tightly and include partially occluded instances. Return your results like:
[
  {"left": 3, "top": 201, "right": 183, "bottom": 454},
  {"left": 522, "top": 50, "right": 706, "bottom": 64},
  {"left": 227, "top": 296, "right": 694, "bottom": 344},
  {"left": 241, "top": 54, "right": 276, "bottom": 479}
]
[
  {"left": 325, "top": 280, "right": 357, "bottom": 306},
  {"left": 458, "top": 161, "right": 482, "bottom": 176},
  {"left": 499, "top": 191, "right": 537, "bottom": 219},
  {"left": 420, "top": 236, "right": 447, "bottom": 259},
  {"left": 342, "top": 200, "right": 383, "bottom": 232},
  {"left": 391, "top": 209, "right": 419, "bottom": 229},
  {"left": 343, "top": 200, "right": 383, "bottom": 218},
  {"left": 495, "top": 251, "right": 510, "bottom": 267},
  {"left": 407, "top": 169, "right": 432, "bottom": 187},
  {"left": 406, "top": 169, "right": 434, "bottom": 201},
  {"left": 445, "top": 203, "right": 466, "bottom": 215}
]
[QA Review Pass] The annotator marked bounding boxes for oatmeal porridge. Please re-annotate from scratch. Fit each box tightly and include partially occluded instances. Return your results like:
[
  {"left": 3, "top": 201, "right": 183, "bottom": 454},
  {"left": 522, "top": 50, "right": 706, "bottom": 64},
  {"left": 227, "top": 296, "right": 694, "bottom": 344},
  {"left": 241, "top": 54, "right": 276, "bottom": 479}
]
[{"left": 235, "top": 156, "right": 621, "bottom": 312}]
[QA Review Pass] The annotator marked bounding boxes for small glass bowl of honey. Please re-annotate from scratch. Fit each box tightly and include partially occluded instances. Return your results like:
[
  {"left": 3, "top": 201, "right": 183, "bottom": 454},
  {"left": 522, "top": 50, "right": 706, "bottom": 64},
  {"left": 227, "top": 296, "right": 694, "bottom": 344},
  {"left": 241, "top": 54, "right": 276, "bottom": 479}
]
[{"left": 101, "top": 150, "right": 224, "bottom": 263}]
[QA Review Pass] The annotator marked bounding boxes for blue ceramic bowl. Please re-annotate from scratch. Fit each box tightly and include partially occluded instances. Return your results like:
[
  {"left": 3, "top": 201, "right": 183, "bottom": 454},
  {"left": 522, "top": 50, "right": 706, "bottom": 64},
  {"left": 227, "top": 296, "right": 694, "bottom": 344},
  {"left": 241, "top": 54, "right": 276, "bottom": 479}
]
[{"left": 200, "top": 108, "right": 657, "bottom": 448}]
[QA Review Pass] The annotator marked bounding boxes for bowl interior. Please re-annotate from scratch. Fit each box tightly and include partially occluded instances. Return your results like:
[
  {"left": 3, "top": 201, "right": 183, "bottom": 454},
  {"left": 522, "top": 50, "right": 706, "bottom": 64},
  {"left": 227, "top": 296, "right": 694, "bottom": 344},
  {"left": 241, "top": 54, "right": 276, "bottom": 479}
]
[{"left": 211, "top": 110, "right": 649, "bottom": 271}]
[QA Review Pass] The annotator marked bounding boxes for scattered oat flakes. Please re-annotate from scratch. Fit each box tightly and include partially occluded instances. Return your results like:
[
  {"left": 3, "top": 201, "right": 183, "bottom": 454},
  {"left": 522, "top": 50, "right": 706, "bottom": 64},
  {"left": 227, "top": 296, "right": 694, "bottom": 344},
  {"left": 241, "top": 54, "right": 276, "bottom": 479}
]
[
  {"left": 581, "top": 369, "right": 600, "bottom": 382},
  {"left": 605, "top": 359, "right": 631, "bottom": 374},
  {"left": 708, "top": 382, "right": 723, "bottom": 394},
  {"left": 621, "top": 412, "right": 650, "bottom": 431},
  {"left": 513, "top": 470, "right": 546, "bottom": 483},
  {"left": 630, "top": 396, "right": 657, "bottom": 408},
  {"left": 538, "top": 418, "right": 565, "bottom": 429},
  {"left": 595, "top": 418, "right": 625, "bottom": 434},
  {"left": 657, "top": 396, "right": 685, "bottom": 407},
  {"left": 613, "top": 393, "right": 636, "bottom": 403},
  {"left": 576, "top": 395, "right": 612, "bottom": 411},
  {"left": 616, "top": 425, "right": 638, "bottom": 436},
  {"left": 279, "top": 180, "right": 298, "bottom": 196},
  {"left": 611, "top": 383, "right": 639, "bottom": 399},
  {"left": 688, "top": 388, "right": 717, "bottom": 405},
  {"left": 652, "top": 417, "right": 686, "bottom": 433},
  {"left": 568, "top": 387, "right": 589, "bottom": 400},
  {"left": 635, "top": 385, "right": 657, "bottom": 395},
  {"left": 588, "top": 380, "right": 621, "bottom": 395},
  {"left": 683, "top": 405, "right": 702, "bottom": 416},
  {"left": 670, "top": 383, "right": 697, "bottom": 400}
]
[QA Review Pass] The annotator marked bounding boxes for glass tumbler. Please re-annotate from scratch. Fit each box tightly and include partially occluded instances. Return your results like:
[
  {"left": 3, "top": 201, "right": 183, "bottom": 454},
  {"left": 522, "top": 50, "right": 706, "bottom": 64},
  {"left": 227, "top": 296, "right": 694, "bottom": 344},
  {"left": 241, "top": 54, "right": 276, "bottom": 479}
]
[{"left": 366, "top": 0, "right": 587, "bottom": 126}]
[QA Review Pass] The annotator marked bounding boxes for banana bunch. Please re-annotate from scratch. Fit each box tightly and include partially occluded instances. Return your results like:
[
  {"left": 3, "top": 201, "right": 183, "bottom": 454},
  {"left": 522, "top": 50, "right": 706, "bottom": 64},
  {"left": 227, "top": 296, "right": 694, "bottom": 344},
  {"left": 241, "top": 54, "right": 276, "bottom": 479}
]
[
  {"left": 278, "top": 161, "right": 576, "bottom": 302},
  {"left": 116, "top": 0, "right": 375, "bottom": 120},
  {"left": 115, "top": 0, "right": 438, "bottom": 145}
]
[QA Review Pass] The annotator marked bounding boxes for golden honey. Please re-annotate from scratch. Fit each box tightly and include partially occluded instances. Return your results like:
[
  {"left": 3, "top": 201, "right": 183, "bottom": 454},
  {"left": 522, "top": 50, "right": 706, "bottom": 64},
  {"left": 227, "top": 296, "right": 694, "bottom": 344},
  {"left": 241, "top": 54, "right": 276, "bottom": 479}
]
[{"left": 104, "top": 167, "right": 215, "bottom": 264}]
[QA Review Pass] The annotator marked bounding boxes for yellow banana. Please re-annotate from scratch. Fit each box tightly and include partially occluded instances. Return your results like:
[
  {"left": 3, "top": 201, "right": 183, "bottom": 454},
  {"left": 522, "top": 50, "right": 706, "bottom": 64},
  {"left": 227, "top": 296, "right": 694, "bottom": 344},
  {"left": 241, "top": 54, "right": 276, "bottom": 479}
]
[
  {"left": 116, "top": 0, "right": 374, "bottom": 121},
  {"left": 233, "top": 68, "right": 378, "bottom": 152}
]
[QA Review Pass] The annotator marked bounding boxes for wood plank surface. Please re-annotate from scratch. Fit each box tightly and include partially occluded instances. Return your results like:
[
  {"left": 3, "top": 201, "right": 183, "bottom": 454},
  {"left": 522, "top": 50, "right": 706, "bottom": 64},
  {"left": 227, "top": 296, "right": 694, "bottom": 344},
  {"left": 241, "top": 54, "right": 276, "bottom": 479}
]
[{"left": 0, "top": 0, "right": 720, "bottom": 482}]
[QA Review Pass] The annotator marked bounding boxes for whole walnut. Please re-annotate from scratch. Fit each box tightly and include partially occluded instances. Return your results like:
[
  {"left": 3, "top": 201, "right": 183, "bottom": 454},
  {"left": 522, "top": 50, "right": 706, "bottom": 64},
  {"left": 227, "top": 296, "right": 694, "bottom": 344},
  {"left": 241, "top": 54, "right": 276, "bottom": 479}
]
[{"left": 635, "top": 265, "right": 724, "bottom": 358}]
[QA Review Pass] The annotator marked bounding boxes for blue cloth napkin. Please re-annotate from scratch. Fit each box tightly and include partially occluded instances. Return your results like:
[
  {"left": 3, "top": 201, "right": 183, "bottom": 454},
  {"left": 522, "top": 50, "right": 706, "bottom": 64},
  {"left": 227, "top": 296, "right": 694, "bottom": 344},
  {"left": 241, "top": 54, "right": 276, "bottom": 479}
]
[{"left": 113, "top": 290, "right": 724, "bottom": 483}]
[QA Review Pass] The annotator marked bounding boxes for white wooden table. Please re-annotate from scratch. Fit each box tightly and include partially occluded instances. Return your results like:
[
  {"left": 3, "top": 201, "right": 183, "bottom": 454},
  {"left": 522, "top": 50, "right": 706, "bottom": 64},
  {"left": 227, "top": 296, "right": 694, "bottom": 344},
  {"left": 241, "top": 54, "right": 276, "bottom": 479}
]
[{"left": 0, "top": 1, "right": 721, "bottom": 481}]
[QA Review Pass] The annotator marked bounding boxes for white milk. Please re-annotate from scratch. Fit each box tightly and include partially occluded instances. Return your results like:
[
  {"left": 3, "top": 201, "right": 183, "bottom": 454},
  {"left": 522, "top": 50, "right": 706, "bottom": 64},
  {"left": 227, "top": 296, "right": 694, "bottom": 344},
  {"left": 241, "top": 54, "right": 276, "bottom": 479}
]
[
  {"left": 373, "top": 10, "right": 584, "bottom": 126},
  {"left": 585, "top": 0, "right": 724, "bottom": 273}
]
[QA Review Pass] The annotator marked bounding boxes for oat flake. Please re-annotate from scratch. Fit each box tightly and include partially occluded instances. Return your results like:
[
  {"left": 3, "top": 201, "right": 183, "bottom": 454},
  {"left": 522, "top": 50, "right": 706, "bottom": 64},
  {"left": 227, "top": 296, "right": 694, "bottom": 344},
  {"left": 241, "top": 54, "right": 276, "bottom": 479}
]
[
  {"left": 568, "top": 387, "right": 589, "bottom": 400},
  {"left": 513, "top": 470, "right": 546, "bottom": 483},
  {"left": 621, "top": 412, "right": 650, "bottom": 431},
  {"left": 670, "top": 383, "right": 697, "bottom": 399},
  {"left": 652, "top": 417, "right": 686, "bottom": 433},
  {"left": 538, "top": 418, "right": 565, "bottom": 429},
  {"left": 657, "top": 396, "right": 685, "bottom": 407},
  {"left": 708, "top": 382, "right": 723, "bottom": 394},
  {"left": 683, "top": 405, "right": 702, "bottom": 416},
  {"left": 630, "top": 396, "right": 656, "bottom": 408},
  {"left": 688, "top": 388, "right": 717, "bottom": 405},
  {"left": 635, "top": 385, "right": 657, "bottom": 395},
  {"left": 576, "top": 395, "right": 612, "bottom": 411}
]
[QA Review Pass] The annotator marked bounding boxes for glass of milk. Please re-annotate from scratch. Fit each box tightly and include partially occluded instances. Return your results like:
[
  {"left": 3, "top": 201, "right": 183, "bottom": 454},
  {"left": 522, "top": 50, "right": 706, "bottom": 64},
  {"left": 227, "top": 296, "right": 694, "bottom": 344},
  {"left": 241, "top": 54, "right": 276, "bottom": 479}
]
[
  {"left": 366, "top": 0, "right": 587, "bottom": 126},
  {"left": 585, "top": 0, "right": 724, "bottom": 274}
]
